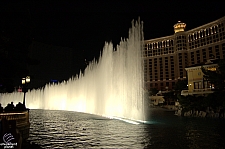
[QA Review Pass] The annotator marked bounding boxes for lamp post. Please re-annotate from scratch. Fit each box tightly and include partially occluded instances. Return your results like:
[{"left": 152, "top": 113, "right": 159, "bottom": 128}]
[{"left": 22, "top": 76, "right": 30, "bottom": 107}]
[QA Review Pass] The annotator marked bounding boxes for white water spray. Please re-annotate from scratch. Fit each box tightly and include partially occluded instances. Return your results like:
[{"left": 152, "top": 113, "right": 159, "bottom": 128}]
[{"left": 0, "top": 19, "right": 145, "bottom": 121}]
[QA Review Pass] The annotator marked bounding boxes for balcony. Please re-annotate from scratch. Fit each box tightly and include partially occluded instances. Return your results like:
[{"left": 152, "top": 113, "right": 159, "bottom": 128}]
[{"left": 181, "top": 88, "right": 214, "bottom": 96}]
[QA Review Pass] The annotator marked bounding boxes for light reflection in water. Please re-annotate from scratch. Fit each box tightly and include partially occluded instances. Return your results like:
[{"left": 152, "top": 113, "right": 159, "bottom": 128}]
[{"left": 28, "top": 109, "right": 225, "bottom": 148}]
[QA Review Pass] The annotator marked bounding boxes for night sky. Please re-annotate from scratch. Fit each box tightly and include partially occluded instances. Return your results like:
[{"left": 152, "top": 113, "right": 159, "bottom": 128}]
[
  {"left": 2, "top": 1, "right": 225, "bottom": 60},
  {"left": 1, "top": 1, "right": 225, "bottom": 88}
]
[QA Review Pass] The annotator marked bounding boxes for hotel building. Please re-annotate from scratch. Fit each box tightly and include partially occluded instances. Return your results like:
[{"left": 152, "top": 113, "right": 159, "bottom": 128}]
[
  {"left": 181, "top": 59, "right": 218, "bottom": 96},
  {"left": 143, "top": 16, "right": 225, "bottom": 91}
]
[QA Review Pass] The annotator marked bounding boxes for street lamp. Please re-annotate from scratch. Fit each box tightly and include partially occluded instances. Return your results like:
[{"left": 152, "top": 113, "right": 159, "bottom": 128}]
[{"left": 22, "top": 76, "right": 30, "bottom": 107}]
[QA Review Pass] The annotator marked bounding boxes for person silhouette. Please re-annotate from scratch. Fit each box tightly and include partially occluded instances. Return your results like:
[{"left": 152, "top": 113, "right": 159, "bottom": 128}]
[
  {"left": 0, "top": 103, "right": 3, "bottom": 112},
  {"left": 4, "top": 102, "right": 15, "bottom": 111}
]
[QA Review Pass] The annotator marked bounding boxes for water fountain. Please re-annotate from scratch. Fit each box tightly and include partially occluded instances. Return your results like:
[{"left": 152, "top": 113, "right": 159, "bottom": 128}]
[{"left": 0, "top": 19, "right": 145, "bottom": 121}]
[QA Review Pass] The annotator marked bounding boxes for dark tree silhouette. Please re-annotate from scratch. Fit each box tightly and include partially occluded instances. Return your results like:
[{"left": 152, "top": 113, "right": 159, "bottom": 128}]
[{"left": 201, "top": 59, "right": 225, "bottom": 91}]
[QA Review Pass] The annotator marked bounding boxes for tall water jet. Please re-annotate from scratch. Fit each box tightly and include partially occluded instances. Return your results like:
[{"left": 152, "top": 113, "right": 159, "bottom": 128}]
[{"left": 0, "top": 19, "right": 145, "bottom": 121}]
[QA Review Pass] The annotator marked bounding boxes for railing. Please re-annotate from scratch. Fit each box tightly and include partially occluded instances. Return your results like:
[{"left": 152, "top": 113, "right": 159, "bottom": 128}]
[
  {"left": 0, "top": 110, "right": 30, "bottom": 140},
  {"left": 0, "top": 111, "right": 29, "bottom": 122},
  {"left": 181, "top": 88, "right": 214, "bottom": 95},
  {"left": 193, "top": 88, "right": 213, "bottom": 92}
]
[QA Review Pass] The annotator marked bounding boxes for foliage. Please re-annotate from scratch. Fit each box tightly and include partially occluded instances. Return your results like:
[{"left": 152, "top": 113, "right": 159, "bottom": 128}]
[
  {"left": 163, "top": 91, "right": 175, "bottom": 99},
  {"left": 163, "top": 91, "right": 177, "bottom": 105},
  {"left": 149, "top": 88, "right": 158, "bottom": 96},
  {"left": 174, "top": 79, "right": 188, "bottom": 91},
  {"left": 177, "top": 90, "right": 225, "bottom": 111},
  {"left": 177, "top": 95, "right": 206, "bottom": 111},
  {"left": 201, "top": 59, "right": 225, "bottom": 91},
  {"left": 204, "top": 92, "right": 225, "bottom": 109}
]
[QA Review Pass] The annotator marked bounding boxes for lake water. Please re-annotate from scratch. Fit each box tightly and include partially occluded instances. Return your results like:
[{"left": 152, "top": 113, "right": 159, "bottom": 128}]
[{"left": 28, "top": 108, "right": 225, "bottom": 148}]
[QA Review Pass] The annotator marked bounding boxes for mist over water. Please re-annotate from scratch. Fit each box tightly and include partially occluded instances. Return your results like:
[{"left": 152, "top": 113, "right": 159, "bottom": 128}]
[{"left": 0, "top": 20, "right": 145, "bottom": 121}]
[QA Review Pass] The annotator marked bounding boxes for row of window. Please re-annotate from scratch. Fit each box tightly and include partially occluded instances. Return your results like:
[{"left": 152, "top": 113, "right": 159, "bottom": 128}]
[
  {"left": 146, "top": 45, "right": 224, "bottom": 67},
  {"left": 189, "top": 32, "right": 225, "bottom": 49},
  {"left": 145, "top": 39, "right": 174, "bottom": 50},
  {"left": 176, "top": 35, "right": 187, "bottom": 53},
  {"left": 145, "top": 43, "right": 225, "bottom": 82},
  {"left": 176, "top": 35, "right": 186, "bottom": 40},
  {"left": 144, "top": 32, "right": 225, "bottom": 57},
  {"left": 144, "top": 33, "right": 225, "bottom": 56},
  {"left": 189, "top": 43, "right": 225, "bottom": 65},
  {"left": 143, "top": 47, "right": 175, "bottom": 57},
  {"left": 188, "top": 23, "right": 224, "bottom": 42},
  {"left": 146, "top": 56, "right": 175, "bottom": 81},
  {"left": 144, "top": 22, "right": 225, "bottom": 55},
  {"left": 194, "top": 81, "right": 214, "bottom": 89}
]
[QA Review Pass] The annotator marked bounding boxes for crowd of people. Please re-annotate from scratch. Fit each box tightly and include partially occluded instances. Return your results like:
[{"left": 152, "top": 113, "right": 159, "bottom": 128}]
[{"left": 0, "top": 102, "right": 26, "bottom": 112}]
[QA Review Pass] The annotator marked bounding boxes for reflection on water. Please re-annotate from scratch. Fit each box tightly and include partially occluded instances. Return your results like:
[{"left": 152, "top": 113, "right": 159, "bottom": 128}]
[{"left": 28, "top": 109, "right": 225, "bottom": 148}]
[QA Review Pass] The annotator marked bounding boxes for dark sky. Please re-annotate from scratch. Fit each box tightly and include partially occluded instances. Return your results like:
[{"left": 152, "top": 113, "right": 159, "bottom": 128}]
[
  {"left": 1, "top": 1, "right": 225, "bottom": 61},
  {"left": 0, "top": 0, "right": 225, "bottom": 89}
]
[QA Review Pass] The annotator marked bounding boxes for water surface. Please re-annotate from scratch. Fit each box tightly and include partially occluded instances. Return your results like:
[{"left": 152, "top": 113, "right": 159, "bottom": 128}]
[{"left": 28, "top": 108, "right": 225, "bottom": 148}]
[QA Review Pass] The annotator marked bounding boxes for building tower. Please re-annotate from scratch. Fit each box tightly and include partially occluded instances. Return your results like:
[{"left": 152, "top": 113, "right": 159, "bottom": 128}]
[
  {"left": 144, "top": 16, "right": 225, "bottom": 91},
  {"left": 173, "top": 21, "right": 188, "bottom": 81},
  {"left": 173, "top": 21, "right": 186, "bottom": 33}
]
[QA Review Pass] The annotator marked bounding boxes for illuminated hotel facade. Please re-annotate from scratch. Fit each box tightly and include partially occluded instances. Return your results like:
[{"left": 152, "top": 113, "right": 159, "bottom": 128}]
[{"left": 144, "top": 16, "right": 225, "bottom": 91}]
